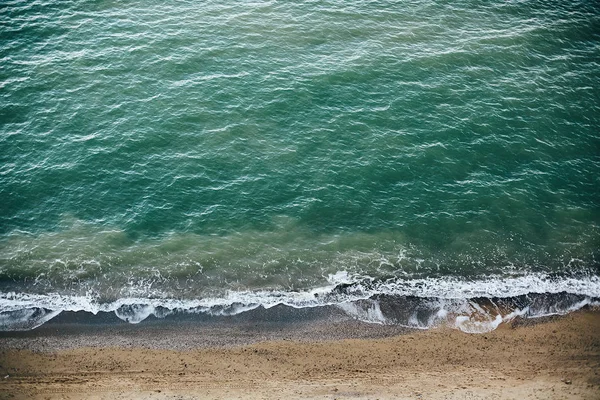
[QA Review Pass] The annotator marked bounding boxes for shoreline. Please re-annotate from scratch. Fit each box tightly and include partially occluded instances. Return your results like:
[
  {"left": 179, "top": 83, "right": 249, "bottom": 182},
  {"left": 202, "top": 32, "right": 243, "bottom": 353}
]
[
  {"left": 2, "top": 289, "right": 598, "bottom": 334},
  {"left": 0, "top": 305, "right": 415, "bottom": 351},
  {"left": 0, "top": 308, "right": 599, "bottom": 399}
]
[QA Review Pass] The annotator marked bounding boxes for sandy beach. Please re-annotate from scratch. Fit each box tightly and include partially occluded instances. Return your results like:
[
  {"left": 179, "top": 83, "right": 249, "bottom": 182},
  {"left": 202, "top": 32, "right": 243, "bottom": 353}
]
[{"left": 0, "top": 308, "right": 598, "bottom": 399}]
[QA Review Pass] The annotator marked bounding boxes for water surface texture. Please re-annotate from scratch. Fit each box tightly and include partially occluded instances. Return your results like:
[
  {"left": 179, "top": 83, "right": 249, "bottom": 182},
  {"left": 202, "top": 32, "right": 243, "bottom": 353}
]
[{"left": 1, "top": 0, "right": 599, "bottom": 329}]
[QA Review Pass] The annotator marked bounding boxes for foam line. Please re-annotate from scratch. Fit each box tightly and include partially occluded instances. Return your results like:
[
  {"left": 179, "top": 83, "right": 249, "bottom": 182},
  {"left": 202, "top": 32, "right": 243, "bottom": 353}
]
[{"left": 0, "top": 272, "right": 598, "bottom": 331}]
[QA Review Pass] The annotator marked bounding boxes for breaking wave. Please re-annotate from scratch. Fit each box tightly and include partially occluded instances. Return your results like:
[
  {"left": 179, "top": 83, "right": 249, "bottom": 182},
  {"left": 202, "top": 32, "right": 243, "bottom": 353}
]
[{"left": 1, "top": 272, "right": 598, "bottom": 332}]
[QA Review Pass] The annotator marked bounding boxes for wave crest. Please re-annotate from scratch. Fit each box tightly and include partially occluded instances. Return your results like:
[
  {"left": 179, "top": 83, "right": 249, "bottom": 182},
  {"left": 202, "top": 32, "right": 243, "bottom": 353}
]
[{"left": 1, "top": 272, "right": 598, "bottom": 332}]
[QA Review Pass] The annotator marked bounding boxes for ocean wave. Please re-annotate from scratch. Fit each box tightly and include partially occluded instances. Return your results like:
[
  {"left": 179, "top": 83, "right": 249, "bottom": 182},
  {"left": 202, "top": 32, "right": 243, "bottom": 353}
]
[{"left": 1, "top": 272, "right": 598, "bottom": 332}]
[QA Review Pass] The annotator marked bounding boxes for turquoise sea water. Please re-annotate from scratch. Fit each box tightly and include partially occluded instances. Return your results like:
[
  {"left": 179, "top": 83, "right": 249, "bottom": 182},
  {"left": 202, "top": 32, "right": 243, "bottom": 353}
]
[{"left": 1, "top": 1, "right": 599, "bottom": 329}]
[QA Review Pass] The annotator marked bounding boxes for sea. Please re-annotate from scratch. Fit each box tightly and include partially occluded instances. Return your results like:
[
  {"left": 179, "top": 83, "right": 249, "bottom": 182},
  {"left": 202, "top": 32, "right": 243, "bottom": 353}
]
[{"left": 1, "top": 0, "right": 599, "bottom": 332}]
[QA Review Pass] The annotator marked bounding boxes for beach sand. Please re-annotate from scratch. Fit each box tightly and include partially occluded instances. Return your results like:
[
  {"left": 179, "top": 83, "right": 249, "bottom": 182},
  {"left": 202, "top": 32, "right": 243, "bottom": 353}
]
[{"left": 0, "top": 309, "right": 598, "bottom": 399}]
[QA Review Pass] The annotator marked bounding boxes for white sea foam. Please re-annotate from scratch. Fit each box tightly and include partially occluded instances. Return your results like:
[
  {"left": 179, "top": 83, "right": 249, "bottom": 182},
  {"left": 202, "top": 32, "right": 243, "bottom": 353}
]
[
  {"left": 455, "top": 314, "right": 503, "bottom": 334},
  {"left": 0, "top": 272, "right": 598, "bottom": 331},
  {"left": 114, "top": 304, "right": 165, "bottom": 324},
  {"left": 0, "top": 308, "right": 62, "bottom": 331},
  {"left": 337, "top": 300, "right": 387, "bottom": 325},
  {"left": 341, "top": 295, "right": 597, "bottom": 333}
]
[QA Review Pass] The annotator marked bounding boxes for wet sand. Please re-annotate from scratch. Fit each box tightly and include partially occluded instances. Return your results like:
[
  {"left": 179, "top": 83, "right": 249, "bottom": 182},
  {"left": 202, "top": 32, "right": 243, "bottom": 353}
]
[{"left": 0, "top": 309, "right": 599, "bottom": 399}]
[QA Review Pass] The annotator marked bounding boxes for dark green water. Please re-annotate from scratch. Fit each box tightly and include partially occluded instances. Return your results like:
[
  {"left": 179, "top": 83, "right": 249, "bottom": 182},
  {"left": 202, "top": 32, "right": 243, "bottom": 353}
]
[{"left": 1, "top": 0, "right": 599, "bottom": 317}]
